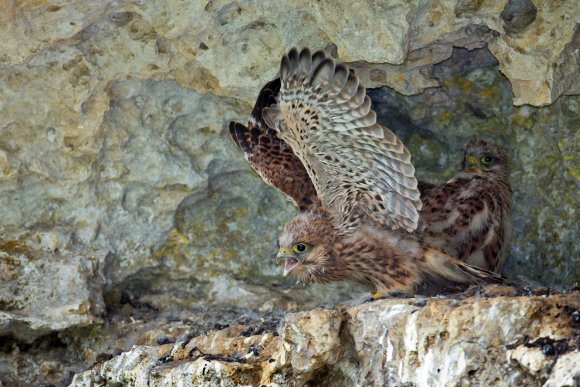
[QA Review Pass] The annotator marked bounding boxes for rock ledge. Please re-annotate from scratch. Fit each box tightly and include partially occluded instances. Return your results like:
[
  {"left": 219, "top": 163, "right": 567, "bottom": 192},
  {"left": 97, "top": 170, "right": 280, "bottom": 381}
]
[{"left": 72, "top": 292, "right": 579, "bottom": 386}]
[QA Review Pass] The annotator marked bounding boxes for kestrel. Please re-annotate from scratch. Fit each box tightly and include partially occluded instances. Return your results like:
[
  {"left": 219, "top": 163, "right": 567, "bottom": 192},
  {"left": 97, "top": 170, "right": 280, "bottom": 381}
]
[
  {"left": 420, "top": 140, "right": 513, "bottom": 273},
  {"left": 229, "top": 48, "right": 503, "bottom": 295}
]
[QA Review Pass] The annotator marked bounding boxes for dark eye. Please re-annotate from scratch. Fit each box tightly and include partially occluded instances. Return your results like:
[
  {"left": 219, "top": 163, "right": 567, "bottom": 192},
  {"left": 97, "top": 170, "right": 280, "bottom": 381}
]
[
  {"left": 481, "top": 155, "right": 494, "bottom": 164},
  {"left": 293, "top": 243, "right": 308, "bottom": 253}
]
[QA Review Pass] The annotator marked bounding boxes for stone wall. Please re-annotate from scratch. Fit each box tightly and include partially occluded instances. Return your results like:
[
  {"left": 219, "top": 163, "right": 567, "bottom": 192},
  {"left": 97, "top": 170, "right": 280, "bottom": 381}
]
[{"left": 0, "top": 0, "right": 578, "bottom": 385}]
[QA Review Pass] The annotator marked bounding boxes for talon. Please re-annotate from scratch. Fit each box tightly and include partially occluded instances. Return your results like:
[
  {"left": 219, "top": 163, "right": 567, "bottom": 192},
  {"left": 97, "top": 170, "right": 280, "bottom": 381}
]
[{"left": 371, "top": 292, "right": 384, "bottom": 300}]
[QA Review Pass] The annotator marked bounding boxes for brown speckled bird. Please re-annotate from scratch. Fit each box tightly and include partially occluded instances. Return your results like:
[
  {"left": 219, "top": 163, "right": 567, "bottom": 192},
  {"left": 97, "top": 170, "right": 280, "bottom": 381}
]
[
  {"left": 229, "top": 48, "right": 503, "bottom": 295},
  {"left": 419, "top": 140, "right": 513, "bottom": 273}
]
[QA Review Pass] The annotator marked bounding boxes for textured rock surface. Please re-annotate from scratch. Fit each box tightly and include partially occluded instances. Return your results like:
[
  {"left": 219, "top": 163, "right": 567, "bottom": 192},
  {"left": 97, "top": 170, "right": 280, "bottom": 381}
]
[
  {"left": 0, "top": 242, "right": 106, "bottom": 342},
  {"left": 0, "top": 0, "right": 578, "bottom": 385},
  {"left": 70, "top": 292, "right": 580, "bottom": 386}
]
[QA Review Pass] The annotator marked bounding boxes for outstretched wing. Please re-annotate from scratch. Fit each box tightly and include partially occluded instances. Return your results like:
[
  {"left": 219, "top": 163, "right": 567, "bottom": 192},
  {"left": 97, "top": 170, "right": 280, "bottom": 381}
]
[
  {"left": 229, "top": 78, "right": 319, "bottom": 211},
  {"left": 263, "top": 48, "right": 422, "bottom": 232},
  {"left": 251, "top": 78, "right": 281, "bottom": 126},
  {"left": 229, "top": 122, "right": 319, "bottom": 211}
]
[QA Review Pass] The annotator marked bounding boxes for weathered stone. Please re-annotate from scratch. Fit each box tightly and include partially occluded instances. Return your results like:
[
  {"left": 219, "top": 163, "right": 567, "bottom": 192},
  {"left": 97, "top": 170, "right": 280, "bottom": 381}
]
[
  {"left": 0, "top": 242, "right": 107, "bottom": 342},
  {"left": 278, "top": 309, "right": 343, "bottom": 383},
  {"left": 501, "top": 0, "right": 538, "bottom": 34},
  {"left": 338, "top": 294, "right": 579, "bottom": 386},
  {"left": 0, "top": 0, "right": 578, "bottom": 385},
  {"left": 0, "top": 1, "right": 577, "bottom": 103},
  {"left": 71, "top": 293, "right": 580, "bottom": 386}
]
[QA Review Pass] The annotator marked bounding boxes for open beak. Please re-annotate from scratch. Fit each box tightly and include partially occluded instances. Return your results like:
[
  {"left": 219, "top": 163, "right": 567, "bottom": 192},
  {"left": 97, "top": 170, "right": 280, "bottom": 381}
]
[
  {"left": 277, "top": 247, "right": 297, "bottom": 276},
  {"left": 283, "top": 257, "right": 298, "bottom": 276}
]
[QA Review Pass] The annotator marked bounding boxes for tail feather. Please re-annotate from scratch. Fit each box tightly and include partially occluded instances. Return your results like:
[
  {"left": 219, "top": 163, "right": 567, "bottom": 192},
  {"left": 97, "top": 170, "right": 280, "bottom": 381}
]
[
  {"left": 455, "top": 261, "right": 505, "bottom": 284},
  {"left": 418, "top": 248, "right": 506, "bottom": 295}
]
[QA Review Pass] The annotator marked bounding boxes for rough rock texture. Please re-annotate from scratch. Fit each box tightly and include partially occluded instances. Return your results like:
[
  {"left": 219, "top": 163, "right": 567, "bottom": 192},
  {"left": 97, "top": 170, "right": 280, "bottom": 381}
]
[
  {"left": 70, "top": 292, "right": 580, "bottom": 386},
  {"left": 0, "top": 242, "right": 106, "bottom": 342},
  {"left": 0, "top": 0, "right": 578, "bottom": 385}
]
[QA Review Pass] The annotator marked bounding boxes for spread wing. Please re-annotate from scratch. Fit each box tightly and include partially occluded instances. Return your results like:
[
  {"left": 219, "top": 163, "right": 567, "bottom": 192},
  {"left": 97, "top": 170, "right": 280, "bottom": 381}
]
[
  {"left": 251, "top": 78, "right": 281, "bottom": 126},
  {"left": 229, "top": 79, "right": 319, "bottom": 211},
  {"left": 263, "top": 48, "right": 422, "bottom": 232}
]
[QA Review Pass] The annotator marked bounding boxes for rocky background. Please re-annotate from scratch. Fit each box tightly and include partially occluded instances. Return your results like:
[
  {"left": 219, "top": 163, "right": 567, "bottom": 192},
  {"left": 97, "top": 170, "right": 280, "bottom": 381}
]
[{"left": 0, "top": 0, "right": 578, "bottom": 386}]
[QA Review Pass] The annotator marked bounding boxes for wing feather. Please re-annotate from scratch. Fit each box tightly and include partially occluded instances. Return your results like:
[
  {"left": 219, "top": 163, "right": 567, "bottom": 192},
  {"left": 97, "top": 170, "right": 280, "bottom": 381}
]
[
  {"left": 229, "top": 121, "right": 319, "bottom": 211},
  {"left": 229, "top": 78, "right": 319, "bottom": 211},
  {"left": 264, "top": 48, "right": 422, "bottom": 232}
]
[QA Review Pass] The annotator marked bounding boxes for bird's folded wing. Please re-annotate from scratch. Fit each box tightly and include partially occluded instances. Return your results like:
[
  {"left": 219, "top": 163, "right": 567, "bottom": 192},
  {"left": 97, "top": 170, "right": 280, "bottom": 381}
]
[
  {"left": 418, "top": 181, "right": 437, "bottom": 198},
  {"left": 263, "top": 48, "right": 422, "bottom": 232}
]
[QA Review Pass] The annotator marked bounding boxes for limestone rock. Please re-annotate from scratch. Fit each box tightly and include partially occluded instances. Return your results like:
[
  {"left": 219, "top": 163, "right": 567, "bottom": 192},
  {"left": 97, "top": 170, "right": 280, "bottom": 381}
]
[
  {"left": 278, "top": 309, "right": 343, "bottom": 383},
  {"left": 0, "top": 241, "right": 107, "bottom": 342},
  {"left": 1, "top": 1, "right": 577, "bottom": 103},
  {"left": 71, "top": 292, "right": 580, "bottom": 386},
  {"left": 339, "top": 294, "right": 579, "bottom": 386},
  {"left": 500, "top": 0, "right": 538, "bottom": 34},
  {"left": 0, "top": 0, "right": 578, "bottom": 385}
]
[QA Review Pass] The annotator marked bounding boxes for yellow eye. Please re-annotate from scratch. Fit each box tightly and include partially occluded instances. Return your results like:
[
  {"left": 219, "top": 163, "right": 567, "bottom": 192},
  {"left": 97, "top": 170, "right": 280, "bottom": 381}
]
[
  {"left": 481, "top": 155, "right": 494, "bottom": 165},
  {"left": 293, "top": 243, "right": 308, "bottom": 253}
]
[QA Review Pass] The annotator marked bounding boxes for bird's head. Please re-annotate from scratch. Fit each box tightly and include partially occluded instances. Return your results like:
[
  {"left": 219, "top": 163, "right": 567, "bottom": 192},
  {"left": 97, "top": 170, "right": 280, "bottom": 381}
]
[
  {"left": 276, "top": 210, "right": 336, "bottom": 282},
  {"left": 461, "top": 139, "right": 509, "bottom": 180}
]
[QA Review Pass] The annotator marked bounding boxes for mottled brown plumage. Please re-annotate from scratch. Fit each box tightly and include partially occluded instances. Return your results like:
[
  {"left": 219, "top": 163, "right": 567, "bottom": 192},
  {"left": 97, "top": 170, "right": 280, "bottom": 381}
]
[
  {"left": 420, "top": 140, "right": 513, "bottom": 273},
  {"left": 279, "top": 209, "right": 502, "bottom": 295},
  {"left": 229, "top": 79, "right": 319, "bottom": 211},
  {"left": 230, "top": 48, "right": 504, "bottom": 295}
]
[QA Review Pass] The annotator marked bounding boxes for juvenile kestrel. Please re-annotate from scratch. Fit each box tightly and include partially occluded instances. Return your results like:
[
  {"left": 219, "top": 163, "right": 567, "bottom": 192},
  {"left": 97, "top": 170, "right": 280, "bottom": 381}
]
[
  {"left": 229, "top": 48, "right": 503, "bottom": 295},
  {"left": 420, "top": 140, "right": 513, "bottom": 273},
  {"left": 230, "top": 77, "right": 512, "bottom": 276}
]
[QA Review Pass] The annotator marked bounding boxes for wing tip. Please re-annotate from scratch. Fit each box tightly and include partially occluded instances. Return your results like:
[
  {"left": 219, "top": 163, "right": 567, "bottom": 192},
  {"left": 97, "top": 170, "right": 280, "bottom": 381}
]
[
  {"left": 251, "top": 78, "right": 281, "bottom": 124},
  {"left": 229, "top": 121, "right": 254, "bottom": 154}
]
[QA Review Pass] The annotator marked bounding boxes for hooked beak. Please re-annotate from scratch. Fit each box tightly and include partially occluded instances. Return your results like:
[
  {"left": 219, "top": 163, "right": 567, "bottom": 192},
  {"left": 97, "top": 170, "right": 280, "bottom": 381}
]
[
  {"left": 283, "top": 258, "right": 298, "bottom": 276},
  {"left": 277, "top": 247, "right": 298, "bottom": 276},
  {"left": 466, "top": 155, "right": 478, "bottom": 169},
  {"left": 466, "top": 155, "right": 483, "bottom": 173}
]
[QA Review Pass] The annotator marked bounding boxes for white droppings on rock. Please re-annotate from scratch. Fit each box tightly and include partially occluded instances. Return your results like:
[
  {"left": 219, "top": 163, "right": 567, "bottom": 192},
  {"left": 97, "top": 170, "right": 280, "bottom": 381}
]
[{"left": 71, "top": 294, "right": 579, "bottom": 386}]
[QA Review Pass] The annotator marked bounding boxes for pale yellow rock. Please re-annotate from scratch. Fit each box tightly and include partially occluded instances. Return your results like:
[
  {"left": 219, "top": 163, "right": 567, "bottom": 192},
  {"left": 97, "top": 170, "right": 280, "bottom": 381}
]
[
  {"left": 71, "top": 294, "right": 580, "bottom": 386},
  {"left": 279, "top": 308, "right": 343, "bottom": 381},
  {"left": 545, "top": 351, "right": 580, "bottom": 387},
  {"left": 0, "top": 1, "right": 578, "bottom": 384},
  {"left": 1, "top": 0, "right": 577, "bottom": 104},
  {"left": 0, "top": 245, "right": 106, "bottom": 342}
]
